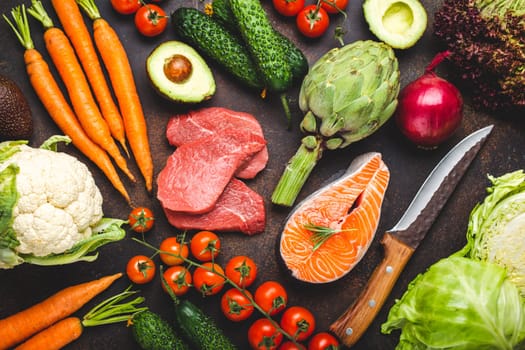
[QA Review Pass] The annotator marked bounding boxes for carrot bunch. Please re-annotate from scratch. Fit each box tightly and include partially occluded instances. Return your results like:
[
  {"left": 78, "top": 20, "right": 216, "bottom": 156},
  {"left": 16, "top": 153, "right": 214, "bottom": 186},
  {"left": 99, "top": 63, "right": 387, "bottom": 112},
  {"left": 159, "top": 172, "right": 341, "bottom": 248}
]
[{"left": 3, "top": 0, "right": 154, "bottom": 202}]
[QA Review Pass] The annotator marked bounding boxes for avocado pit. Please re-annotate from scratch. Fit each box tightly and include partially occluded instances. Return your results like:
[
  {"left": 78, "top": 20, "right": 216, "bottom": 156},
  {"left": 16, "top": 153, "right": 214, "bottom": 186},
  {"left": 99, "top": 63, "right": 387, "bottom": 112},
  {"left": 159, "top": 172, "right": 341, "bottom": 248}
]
[{"left": 164, "top": 54, "right": 193, "bottom": 84}]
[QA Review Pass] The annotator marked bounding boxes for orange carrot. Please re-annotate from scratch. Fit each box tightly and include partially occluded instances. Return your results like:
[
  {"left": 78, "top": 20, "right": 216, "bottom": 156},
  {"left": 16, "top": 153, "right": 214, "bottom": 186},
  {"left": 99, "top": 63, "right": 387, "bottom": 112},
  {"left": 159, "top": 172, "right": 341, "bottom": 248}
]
[
  {"left": 50, "top": 0, "right": 129, "bottom": 156},
  {"left": 27, "top": 1, "right": 135, "bottom": 183},
  {"left": 0, "top": 273, "right": 122, "bottom": 350},
  {"left": 14, "top": 317, "right": 83, "bottom": 350},
  {"left": 77, "top": 0, "right": 154, "bottom": 192},
  {"left": 3, "top": 5, "right": 131, "bottom": 203}
]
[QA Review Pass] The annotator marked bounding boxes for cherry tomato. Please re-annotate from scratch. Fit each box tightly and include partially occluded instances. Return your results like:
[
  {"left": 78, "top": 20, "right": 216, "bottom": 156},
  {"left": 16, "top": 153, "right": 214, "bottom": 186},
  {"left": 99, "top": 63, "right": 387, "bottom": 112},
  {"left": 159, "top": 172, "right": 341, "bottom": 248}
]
[
  {"left": 296, "top": 5, "right": 330, "bottom": 38},
  {"left": 126, "top": 255, "right": 156, "bottom": 284},
  {"left": 320, "top": 0, "right": 349, "bottom": 14},
  {"left": 110, "top": 0, "right": 141, "bottom": 15},
  {"left": 162, "top": 265, "right": 192, "bottom": 296},
  {"left": 225, "top": 255, "right": 258, "bottom": 288},
  {"left": 280, "top": 306, "right": 316, "bottom": 342},
  {"left": 159, "top": 236, "right": 189, "bottom": 266},
  {"left": 220, "top": 288, "right": 254, "bottom": 322},
  {"left": 134, "top": 4, "right": 168, "bottom": 37},
  {"left": 193, "top": 262, "right": 225, "bottom": 296},
  {"left": 307, "top": 332, "right": 340, "bottom": 350},
  {"left": 128, "top": 207, "right": 155, "bottom": 233},
  {"left": 272, "top": 0, "right": 305, "bottom": 17},
  {"left": 279, "top": 341, "right": 306, "bottom": 350},
  {"left": 248, "top": 318, "right": 283, "bottom": 350},
  {"left": 190, "top": 231, "right": 221, "bottom": 262},
  {"left": 254, "top": 281, "right": 288, "bottom": 316}
]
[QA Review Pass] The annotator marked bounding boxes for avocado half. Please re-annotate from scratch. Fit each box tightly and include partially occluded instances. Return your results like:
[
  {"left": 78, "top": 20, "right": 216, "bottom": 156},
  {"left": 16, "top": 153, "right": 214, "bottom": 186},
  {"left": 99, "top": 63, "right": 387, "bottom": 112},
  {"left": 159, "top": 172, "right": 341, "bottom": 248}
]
[
  {"left": 363, "top": 0, "right": 427, "bottom": 49},
  {"left": 146, "top": 41, "right": 216, "bottom": 104}
]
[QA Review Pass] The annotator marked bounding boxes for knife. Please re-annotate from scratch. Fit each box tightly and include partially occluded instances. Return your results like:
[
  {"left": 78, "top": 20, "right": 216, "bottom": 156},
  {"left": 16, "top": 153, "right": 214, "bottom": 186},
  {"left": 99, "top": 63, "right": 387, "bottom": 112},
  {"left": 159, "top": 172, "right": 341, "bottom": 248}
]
[{"left": 329, "top": 125, "right": 494, "bottom": 347}]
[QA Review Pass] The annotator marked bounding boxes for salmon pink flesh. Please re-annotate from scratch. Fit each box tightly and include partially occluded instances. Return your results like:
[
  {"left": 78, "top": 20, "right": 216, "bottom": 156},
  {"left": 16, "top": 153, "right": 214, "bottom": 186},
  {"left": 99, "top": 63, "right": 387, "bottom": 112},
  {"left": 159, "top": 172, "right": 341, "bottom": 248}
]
[{"left": 279, "top": 152, "right": 390, "bottom": 284}]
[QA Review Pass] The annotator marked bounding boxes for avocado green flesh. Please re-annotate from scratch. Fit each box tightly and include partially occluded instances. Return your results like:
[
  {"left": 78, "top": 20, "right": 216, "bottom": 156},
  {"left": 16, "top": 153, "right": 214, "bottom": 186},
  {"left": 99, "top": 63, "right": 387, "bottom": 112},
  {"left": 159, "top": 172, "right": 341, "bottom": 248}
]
[
  {"left": 146, "top": 41, "right": 216, "bottom": 104},
  {"left": 363, "top": 0, "right": 427, "bottom": 49}
]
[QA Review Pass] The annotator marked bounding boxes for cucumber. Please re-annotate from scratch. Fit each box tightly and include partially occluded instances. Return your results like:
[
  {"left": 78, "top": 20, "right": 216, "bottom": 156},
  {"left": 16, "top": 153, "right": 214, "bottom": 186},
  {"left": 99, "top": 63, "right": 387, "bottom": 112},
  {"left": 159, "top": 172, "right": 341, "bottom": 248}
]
[
  {"left": 131, "top": 310, "right": 189, "bottom": 350},
  {"left": 229, "top": 0, "right": 293, "bottom": 93},
  {"left": 172, "top": 7, "right": 262, "bottom": 90},
  {"left": 211, "top": 0, "right": 308, "bottom": 82}
]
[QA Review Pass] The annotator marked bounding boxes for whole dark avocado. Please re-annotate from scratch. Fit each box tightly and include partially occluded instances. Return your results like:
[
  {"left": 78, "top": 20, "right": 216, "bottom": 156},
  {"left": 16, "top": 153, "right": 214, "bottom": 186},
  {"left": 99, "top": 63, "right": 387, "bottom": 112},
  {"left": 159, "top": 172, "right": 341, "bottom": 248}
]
[{"left": 0, "top": 74, "right": 33, "bottom": 141}]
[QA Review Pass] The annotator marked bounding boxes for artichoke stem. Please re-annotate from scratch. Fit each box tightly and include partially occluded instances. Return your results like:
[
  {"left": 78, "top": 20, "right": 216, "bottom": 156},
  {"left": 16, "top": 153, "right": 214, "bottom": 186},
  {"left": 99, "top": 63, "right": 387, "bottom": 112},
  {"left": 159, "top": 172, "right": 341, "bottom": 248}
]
[
  {"left": 280, "top": 93, "right": 292, "bottom": 130},
  {"left": 271, "top": 137, "right": 323, "bottom": 207}
]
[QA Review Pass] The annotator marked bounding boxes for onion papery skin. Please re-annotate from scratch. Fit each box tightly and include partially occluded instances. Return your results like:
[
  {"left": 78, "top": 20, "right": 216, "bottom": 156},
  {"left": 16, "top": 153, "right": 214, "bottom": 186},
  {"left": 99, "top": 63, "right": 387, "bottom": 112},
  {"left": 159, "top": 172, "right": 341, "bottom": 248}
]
[{"left": 395, "top": 72, "right": 463, "bottom": 149}]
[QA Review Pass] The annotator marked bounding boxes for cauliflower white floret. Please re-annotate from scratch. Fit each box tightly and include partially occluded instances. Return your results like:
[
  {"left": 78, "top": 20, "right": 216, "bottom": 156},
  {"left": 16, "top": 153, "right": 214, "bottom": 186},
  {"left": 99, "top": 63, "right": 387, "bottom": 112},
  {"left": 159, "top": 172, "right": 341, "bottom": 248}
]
[{"left": 4, "top": 145, "right": 103, "bottom": 257}]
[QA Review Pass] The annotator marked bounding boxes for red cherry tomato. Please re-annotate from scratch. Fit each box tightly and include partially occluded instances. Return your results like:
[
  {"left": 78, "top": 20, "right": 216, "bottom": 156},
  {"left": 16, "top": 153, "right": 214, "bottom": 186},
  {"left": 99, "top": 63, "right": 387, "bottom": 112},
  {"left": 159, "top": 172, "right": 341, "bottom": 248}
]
[
  {"left": 320, "top": 0, "right": 349, "bottom": 14},
  {"left": 190, "top": 231, "right": 221, "bottom": 262},
  {"left": 272, "top": 0, "right": 305, "bottom": 16},
  {"left": 296, "top": 5, "right": 330, "bottom": 38},
  {"left": 279, "top": 341, "right": 306, "bottom": 350},
  {"left": 128, "top": 207, "right": 155, "bottom": 233},
  {"left": 307, "top": 332, "right": 340, "bottom": 350},
  {"left": 192, "top": 262, "right": 225, "bottom": 296},
  {"left": 159, "top": 236, "right": 189, "bottom": 266},
  {"left": 134, "top": 4, "right": 168, "bottom": 37},
  {"left": 280, "top": 306, "right": 316, "bottom": 342},
  {"left": 162, "top": 265, "right": 192, "bottom": 296},
  {"left": 126, "top": 255, "right": 156, "bottom": 284},
  {"left": 220, "top": 288, "right": 254, "bottom": 322},
  {"left": 110, "top": 0, "right": 141, "bottom": 15},
  {"left": 254, "top": 281, "right": 288, "bottom": 316},
  {"left": 248, "top": 318, "right": 283, "bottom": 350},
  {"left": 225, "top": 255, "right": 258, "bottom": 288}
]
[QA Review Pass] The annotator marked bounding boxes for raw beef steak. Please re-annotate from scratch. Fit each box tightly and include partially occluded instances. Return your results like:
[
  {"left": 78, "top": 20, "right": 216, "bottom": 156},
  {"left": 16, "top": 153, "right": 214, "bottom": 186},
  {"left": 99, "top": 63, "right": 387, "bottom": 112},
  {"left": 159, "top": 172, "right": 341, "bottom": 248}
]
[
  {"left": 157, "top": 129, "right": 266, "bottom": 214},
  {"left": 163, "top": 178, "right": 266, "bottom": 235},
  {"left": 166, "top": 107, "right": 268, "bottom": 179}
]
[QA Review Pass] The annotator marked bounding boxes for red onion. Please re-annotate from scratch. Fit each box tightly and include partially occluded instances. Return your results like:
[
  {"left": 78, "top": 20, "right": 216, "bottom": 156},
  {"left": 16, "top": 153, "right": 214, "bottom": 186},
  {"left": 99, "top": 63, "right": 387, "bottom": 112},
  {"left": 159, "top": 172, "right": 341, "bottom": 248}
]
[{"left": 395, "top": 51, "right": 463, "bottom": 149}]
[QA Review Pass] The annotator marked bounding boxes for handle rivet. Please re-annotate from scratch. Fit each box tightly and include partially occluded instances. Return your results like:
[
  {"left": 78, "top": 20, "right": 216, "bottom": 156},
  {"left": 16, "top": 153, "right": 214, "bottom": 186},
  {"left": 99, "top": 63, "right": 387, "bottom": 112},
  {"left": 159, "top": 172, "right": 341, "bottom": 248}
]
[
  {"left": 368, "top": 299, "right": 376, "bottom": 308},
  {"left": 345, "top": 327, "right": 354, "bottom": 336},
  {"left": 386, "top": 265, "right": 393, "bottom": 274}
]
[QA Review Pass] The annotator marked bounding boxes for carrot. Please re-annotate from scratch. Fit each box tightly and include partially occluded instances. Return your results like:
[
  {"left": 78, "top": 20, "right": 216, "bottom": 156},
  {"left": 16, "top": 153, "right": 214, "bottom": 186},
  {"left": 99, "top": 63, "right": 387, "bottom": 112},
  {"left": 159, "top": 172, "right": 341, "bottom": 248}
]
[
  {"left": 77, "top": 0, "right": 154, "bottom": 192},
  {"left": 27, "top": 0, "right": 136, "bottom": 183},
  {"left": 14, "top": 317, "right": 83, "bottom": 350},
  {"left": 50, "top": 0, "right": 129, "bottom": 156},
  {"left": 3, "top": 5, "right": 131, "bottom": 203},
  {"left": 0, "top": 272, "right": 122, "bottom": 350}
]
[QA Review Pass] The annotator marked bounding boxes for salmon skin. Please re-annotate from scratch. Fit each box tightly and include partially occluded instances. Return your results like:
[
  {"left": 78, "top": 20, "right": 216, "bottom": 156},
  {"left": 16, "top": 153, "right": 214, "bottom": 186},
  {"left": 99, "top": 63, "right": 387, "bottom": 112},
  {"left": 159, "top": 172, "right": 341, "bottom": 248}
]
[{"left": 279, "top": 152, "right": 390, "bottom": 284}]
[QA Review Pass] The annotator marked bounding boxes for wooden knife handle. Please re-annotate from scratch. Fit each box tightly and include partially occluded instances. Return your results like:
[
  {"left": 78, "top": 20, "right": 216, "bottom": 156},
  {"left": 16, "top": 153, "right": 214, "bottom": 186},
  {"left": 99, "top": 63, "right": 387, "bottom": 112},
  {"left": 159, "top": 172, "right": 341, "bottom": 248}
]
[{"left": 329, "top": 232, "right": 415, "bottom": 347}]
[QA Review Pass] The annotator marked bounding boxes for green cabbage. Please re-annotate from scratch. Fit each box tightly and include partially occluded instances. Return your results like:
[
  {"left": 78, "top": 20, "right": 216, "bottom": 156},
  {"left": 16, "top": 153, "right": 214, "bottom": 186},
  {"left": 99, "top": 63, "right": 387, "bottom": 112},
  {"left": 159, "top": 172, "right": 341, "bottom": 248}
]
[{"left": 382, "top": 257, "right": 525, "bottom": 349}]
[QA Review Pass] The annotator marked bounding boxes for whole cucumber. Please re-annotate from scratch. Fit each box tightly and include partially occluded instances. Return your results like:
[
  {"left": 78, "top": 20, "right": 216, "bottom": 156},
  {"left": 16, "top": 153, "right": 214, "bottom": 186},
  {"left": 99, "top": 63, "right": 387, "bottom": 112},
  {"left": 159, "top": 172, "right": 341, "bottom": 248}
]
[
  {"left": 131, "top": 310, "right": 189, "bottom": 350},
  {"left": 172, "top": 7, "right": 263, "bottom": 90},
  {"left": 229, "top": 0, "right": 293, "bottom": 93}
]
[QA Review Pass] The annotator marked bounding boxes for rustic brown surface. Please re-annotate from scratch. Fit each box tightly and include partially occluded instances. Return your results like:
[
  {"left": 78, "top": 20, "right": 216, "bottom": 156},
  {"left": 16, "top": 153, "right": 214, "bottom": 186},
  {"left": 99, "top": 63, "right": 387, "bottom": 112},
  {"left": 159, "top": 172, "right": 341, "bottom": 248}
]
[{"left": 0, "top": 0, "right": 523, "bottom": 349}]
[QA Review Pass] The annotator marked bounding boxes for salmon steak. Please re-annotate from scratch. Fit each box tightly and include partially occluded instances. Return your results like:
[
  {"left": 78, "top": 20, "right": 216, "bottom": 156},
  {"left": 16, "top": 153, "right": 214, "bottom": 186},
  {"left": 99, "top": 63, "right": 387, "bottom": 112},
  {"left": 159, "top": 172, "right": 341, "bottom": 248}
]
[{"left": 279, "top": 152, "right": 390, "bottom": 283}]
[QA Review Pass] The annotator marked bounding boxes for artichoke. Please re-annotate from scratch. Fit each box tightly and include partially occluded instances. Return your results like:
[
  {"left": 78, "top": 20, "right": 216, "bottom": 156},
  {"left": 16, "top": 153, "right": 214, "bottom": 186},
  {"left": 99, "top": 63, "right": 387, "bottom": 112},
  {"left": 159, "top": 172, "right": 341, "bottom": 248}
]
[{"left": 272, "top": 40, "right": 400, "bottom": 206}]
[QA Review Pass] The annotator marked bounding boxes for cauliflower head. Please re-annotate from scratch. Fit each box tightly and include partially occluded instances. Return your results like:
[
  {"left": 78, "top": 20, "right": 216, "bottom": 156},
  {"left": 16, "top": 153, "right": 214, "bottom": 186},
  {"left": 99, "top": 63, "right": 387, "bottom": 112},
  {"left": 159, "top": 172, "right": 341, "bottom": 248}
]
[{"left": 0, "top": 136, "right": 125, "bottom": 269}]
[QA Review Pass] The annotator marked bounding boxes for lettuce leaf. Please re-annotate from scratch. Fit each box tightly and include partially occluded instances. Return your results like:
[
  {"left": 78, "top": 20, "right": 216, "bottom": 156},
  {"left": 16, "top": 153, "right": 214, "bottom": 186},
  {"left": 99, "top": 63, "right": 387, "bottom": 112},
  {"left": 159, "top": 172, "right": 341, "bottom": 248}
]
[{"left": 382, "top": 256, "right": 525, "bottom": 349}]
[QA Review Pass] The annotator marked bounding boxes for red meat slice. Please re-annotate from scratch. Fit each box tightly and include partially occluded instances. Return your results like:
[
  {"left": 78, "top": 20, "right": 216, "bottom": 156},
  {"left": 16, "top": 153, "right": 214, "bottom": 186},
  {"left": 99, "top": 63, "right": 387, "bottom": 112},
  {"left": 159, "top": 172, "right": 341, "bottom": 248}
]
[
  {"left": 163, "top": 178, "right": 266, "bottom": 235},
  {"left": 157, "top": 129, "right": 266, "bottom": 214},
  {"left": 166, "top": 107, "right": 268, "bottom": 179}
]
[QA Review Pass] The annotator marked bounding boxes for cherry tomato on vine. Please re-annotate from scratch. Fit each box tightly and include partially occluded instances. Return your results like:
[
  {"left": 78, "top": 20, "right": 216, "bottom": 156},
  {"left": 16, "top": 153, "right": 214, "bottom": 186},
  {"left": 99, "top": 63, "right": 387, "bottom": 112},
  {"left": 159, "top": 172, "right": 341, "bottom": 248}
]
[
  {"left": 307, "top": 332, "right": 340, "bottom": 350},
  {"left": 220, "top": 288, "right": 254, "bottom": 322},
  {"left": 162, "top": 265, "right": 192, "bottom": 296},
  {"left": 110, "top": 0, "right": 141, "bottom": 15},
  {"left": 320, "top": 0, "right": 349, "bottom": 14},
  {"left": 128, "top": 207, "right": 155, "bottom": 233},
  {"left": 126, "top": 255, "right": 156, "bottom": 284},
  {"left": 280, "top": 306, "right": 316, "bottom": 342},
  {"left": 279, "top": 341, "right": 306, "bottom": 350},
  {"left": 159, "top": 236, "right": 189, "bottom": 266},
  {"left": 296, "top": 5, "right": 330, "bottom": 38},
  {"left": 248, "top": 318, "right": 283, "bottom": 350},
  {"left": 225, "top": 255, "right": 258, "bottom": 288},
  {"left": 254, "top": 281, "right": 288, "bottom": 316},
  {"left": 272, "top": 0, "right": 305, "bottom": 17},
  {"left": 190, "top": 231, "right": 221, "bottom": 261},
  {"left": 193, "top": 262, "right": 225, "bottom": 296},
  {"left": 134, "top": 4, "right": 168, "bottom": 37}
]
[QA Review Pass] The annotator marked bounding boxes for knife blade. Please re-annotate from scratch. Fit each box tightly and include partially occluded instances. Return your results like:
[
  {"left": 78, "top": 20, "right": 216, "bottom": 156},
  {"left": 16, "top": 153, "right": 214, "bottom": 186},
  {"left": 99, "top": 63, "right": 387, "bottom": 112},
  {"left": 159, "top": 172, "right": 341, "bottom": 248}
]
[{"left": 329, "top": 125, "right": 493, "bottom": 347}]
